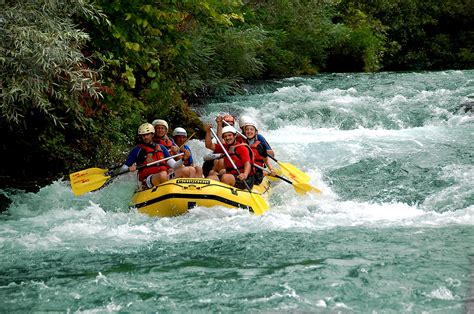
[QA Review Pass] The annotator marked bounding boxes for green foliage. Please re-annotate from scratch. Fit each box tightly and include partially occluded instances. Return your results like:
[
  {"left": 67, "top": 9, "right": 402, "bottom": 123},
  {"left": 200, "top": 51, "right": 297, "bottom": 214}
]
[
  {"left": 0, "top": 0, "right": 106, "bottom": 128},
  {"left": 245, "top": 0, "right": 337, "bottom": 75},
  {"left": 338, "top": 0, "right": 474, "bottom": 70},
  {"left": 329, "top": 6, "right": 386, "bottom": 71}
]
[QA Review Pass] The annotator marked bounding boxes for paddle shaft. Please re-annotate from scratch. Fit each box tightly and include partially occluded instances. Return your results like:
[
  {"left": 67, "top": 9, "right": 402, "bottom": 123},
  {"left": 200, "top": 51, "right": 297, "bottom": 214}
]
[
  {"left": 178, "top": 132, "right": 196, "bottom": 149},
  {"left": 253, "top": 164, "right": 292, "bottom": 185},
  {"left": 114, "top": 153, "right": 184, "bottom": 177}
]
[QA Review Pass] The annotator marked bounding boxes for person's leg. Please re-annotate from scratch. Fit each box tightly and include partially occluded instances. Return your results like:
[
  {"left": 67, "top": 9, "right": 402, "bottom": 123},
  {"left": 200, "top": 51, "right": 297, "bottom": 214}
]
[
  {"left": 150, "top": 171, "right": 168, "bottom": 186},
  {"left": 220, "top": 173, "right": 236, "bottom": 186},
  {"left": 194, "top": 166, "right": 203, "bottom": 178},
  {"left": 207, "top": 173, "right": 219, "bottom": 181},
  {"left": 214, "top": 159, "right": 225, "bottom": 173},
  {"left": 174, "top": 167, "right": 191, "bottom": 178}
]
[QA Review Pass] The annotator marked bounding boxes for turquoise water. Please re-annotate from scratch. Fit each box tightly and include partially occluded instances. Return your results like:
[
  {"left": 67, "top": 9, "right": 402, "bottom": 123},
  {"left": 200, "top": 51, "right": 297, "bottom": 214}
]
[{"left": 1, "top": 71, "right": 473, "bottom": 312}]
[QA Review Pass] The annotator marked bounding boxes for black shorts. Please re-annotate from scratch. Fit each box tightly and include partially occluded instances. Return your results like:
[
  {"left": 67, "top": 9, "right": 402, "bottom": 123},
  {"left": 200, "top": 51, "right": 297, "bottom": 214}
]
[
  {"left": 234, "top": 175, "right": 254, "bottom": 190},
  {"left": 254, "top": 169, "right": 264, "bottom": 185}
]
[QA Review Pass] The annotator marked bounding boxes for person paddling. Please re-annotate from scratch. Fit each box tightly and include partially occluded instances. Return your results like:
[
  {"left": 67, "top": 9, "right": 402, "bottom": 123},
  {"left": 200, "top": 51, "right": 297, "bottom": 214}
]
[
  {"left": 204, "top": 124, "right": 255, "bottom": 189},
  {"left": 119, "top": 123, "right": 192, "bottom": 189},
  {"left": 172, "top": 127, "right": 203, "bottom": 178},
  {"left": 240, "top": 118, "right": 276, "bottom": 184}
]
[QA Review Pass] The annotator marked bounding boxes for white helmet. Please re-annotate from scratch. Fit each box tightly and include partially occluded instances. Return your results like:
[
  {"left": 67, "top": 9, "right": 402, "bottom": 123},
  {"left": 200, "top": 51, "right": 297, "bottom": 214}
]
[
  {"left": 222, "top": 125, "right": 237, "bottom": 135},
  {"left": 239, "top": 115, "right": 252, "bottom": 128},
  {"left": 152, "top": 119, "right": 168, "bottom": 130},
  {"left": 173, "top": 127, "right": 187, "bottom": 137},
  {"left": 240, "top": 117, "right": 257, "bottom": 131},
  {"left": 138, "top": 123, "right": 155, "bottom": 135}
]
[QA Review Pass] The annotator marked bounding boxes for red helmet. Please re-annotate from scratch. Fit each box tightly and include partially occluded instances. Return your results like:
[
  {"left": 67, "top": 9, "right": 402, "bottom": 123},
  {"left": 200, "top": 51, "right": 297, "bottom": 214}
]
[{"left": 223, "top": 114, "right": 235, "bottom": 124}]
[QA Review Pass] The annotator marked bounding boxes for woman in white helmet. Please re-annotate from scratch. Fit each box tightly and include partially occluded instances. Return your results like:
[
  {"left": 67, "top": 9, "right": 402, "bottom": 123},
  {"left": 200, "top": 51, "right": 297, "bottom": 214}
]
[
  {"left": 204, "top": 123, "right": 255, "bottom": 189},
  {"left": 240, "top": 118, "right": 276, "bottom": 184},
  {"left": 172, "top": 127, "right": 203, "bottom": 178},
  {"left": 239, "top": 115, "right": 274, "bottom": 157},
  {"left": 119, "top": 122, "right": 193, "bottom": 189}
]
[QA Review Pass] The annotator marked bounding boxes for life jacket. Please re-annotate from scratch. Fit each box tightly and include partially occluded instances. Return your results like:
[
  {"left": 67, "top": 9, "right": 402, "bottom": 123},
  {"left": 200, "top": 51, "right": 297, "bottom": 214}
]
[
  {"left": 154, "top": 136, "right": 175, "bottom": 153},
  {"left": 137, "top": 143, "right": 168, "bottom": 182},
  {"left": 235, "top": 134, "right": 246, "bottom": 144},
  {"left": 248, "top": 139, "right": 265, "bottom": 167},
  {"left": 224, "top": 143, "right": 255, "bottom": 176}
]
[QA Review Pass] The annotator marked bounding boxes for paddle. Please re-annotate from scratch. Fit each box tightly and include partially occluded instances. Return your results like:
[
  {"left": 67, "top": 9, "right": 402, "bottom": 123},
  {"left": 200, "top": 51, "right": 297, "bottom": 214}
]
[
  {"left": 209, "top": 128, "right": 269, "bottom": 215},
  {"left": 253, "top": 164, "right": 318, "bottom": 195},
  {"left": 69, "top": 164, "right": 123, "bottom": 179},
  {"left": 70, "top": 153, "right": 183, "bottom": 196}
]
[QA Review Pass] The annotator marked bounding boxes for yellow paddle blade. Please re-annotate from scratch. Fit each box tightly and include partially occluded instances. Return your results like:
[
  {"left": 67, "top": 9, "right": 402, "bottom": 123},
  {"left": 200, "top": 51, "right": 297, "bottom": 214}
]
[
  {"left": 249, "top": 193, "right": 270, "bottom": 215},
  {"left": 70, "top": 167, "right": 108, "bottom": 181},
  {"left": 292, "top": 182, "right": 313, "bottom": 194},
  {"left": 277, "top": 161, "right": 311, "bottom": 184},
  {"left": 70, "top": 173, "right": 111, "bottom": 196}
]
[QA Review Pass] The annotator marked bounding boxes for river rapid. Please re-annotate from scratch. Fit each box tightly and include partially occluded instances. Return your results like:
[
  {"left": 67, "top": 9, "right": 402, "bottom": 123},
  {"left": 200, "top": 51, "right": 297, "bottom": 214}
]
[{"left": 1, "top": 70, "right": 473, "bottom": 312}]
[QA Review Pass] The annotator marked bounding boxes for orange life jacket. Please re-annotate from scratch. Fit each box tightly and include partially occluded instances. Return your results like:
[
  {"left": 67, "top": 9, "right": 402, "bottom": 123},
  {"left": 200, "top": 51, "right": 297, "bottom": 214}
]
[
  {"left": 248, "top": 140, "right": 265, "bottom": 167},
  {"left": 137, "top": 143, "right": 168, "bottom": 182}
]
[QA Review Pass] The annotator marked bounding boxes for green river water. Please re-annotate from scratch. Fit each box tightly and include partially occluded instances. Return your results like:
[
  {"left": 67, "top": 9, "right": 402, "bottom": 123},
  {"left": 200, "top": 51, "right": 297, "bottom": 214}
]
[{"left": 1, "top": 70, "right": 473, "bottom": 312}]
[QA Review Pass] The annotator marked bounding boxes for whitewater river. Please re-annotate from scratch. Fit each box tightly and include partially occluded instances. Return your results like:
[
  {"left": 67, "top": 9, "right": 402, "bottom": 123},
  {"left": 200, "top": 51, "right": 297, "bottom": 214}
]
[{"left": 1, "top": 71, "right": 473, "bottom": 312}]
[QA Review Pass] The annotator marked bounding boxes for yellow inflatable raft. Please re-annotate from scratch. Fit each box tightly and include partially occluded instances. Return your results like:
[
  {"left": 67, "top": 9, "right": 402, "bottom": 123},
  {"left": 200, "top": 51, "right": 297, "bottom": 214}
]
[{"left": 130, "top": 177, "right": 272, "bottom": 217}]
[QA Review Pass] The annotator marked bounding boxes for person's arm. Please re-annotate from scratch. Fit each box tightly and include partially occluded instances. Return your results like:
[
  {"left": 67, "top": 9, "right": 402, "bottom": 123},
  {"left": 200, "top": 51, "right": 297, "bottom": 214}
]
[
  {"left": 257, "top": 134, "right": 274, "bottom": 157},
  {"left": 215, "top": 115, "right": 223, "bottom": 139},
  {"left": 158, "top": 145, "right": 182, "bottom": 169},
  {"left": 205, "top": 123, "right": 216, "bottom": 151},
  {"left": 256, "top": 143, "right": 275, "bottom": 173},
  {"left": 119, "top": 146, "right": 142, "bottom": 173},
  {"left": 185, "top": 145, "right": 194, "bottom": 165}
]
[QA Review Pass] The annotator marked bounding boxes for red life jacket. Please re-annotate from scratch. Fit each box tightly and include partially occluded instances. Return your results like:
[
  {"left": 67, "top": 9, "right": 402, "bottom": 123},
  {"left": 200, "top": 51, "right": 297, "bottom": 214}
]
[
  {"left": 224, "top": 143, "right": 255, "bottom": 176},
  {"left": 137, "top": 143, "right": 168, "bottom": 182},
  {"left": 154, "top": 136, "right": 175, "bottom": 153},
  {"left": 236, "top": 134, "right": 246, "bottom": 144},
  {"left": 248, "top": 139, "right": 265, "bottom": 167}
]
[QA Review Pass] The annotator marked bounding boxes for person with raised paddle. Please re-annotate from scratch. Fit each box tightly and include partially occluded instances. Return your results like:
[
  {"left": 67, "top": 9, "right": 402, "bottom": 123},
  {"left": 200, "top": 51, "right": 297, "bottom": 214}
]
[
  {"left": 240, "top": 118, "right": 276, "bottom": 185},
  {"left": 172, "top": 127, "right": 203, "bottom": 178},
  {"left": 204, "top": 124, "right": 255, "bottom": 189},
  {"left": 119, "top": 123, "right": 193, "bottom": 189}
]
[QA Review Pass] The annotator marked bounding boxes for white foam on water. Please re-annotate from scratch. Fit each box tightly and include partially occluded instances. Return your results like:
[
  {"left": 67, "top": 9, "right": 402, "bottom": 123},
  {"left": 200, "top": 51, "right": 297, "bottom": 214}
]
[
  {"left": 426, "top": 286, "right": 456, "bottom": 300},
  {"left": 422, "top": 165, "right": 474, "bottom": 212}
]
